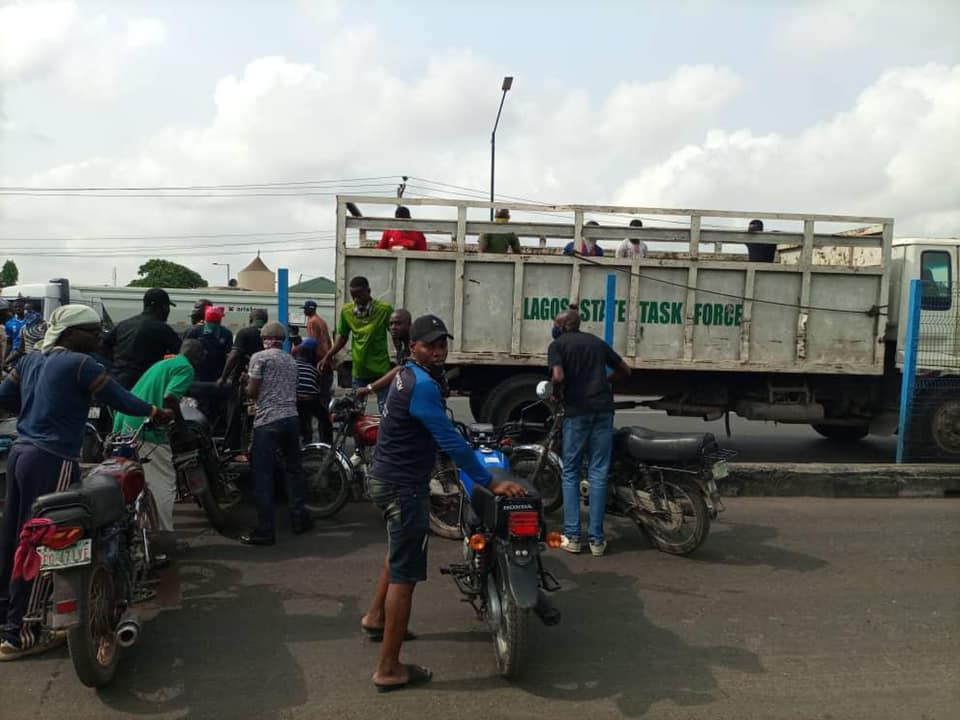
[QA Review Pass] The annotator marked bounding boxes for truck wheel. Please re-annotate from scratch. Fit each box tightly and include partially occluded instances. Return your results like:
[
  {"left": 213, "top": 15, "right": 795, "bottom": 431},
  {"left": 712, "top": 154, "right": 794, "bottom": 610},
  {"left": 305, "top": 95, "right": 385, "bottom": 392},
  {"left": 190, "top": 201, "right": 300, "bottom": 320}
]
[
  {"left": 481, "top": 374, "right": 548, "bottom": 429},
  {"left": 811, "top": 424, "right": 869, "bottom": 442},
  {"left": 469, "top": 392, "right": 489, "bottom": 422},
  {"left": 908, "top": 381, "right": 960, "bottom": 461}
]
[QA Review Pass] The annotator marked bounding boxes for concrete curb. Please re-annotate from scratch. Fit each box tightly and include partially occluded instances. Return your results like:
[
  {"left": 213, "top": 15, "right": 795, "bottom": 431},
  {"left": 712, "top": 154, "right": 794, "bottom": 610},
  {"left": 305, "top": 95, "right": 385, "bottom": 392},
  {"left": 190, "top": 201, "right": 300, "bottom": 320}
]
[{"left": 724, "top": 463, "right": 959, "bottom": 498}]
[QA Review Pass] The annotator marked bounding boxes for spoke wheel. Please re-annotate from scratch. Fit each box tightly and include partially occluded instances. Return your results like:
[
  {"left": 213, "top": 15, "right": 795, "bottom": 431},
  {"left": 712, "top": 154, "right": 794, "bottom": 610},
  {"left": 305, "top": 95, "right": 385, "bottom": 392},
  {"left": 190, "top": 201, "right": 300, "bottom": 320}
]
[
  {"left": 429, "top": 455, "right": 463, "bottom": 539},
  {"left": 68, "top": 562, "right": 121, "bottom": 687},
  {"left": 302, "top": 444, "right": 352, "bottom": 518},
  {"left": 639, "top": 476, "right": 710, "bottom": 556}
]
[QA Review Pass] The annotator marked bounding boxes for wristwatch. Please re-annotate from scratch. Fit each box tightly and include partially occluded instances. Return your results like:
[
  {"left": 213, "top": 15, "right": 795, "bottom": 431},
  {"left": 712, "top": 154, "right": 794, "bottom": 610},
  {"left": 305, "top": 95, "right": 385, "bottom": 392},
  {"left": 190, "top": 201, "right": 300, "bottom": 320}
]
[{"left": 366, "top": 384, "right": 374, "bottom": 393}]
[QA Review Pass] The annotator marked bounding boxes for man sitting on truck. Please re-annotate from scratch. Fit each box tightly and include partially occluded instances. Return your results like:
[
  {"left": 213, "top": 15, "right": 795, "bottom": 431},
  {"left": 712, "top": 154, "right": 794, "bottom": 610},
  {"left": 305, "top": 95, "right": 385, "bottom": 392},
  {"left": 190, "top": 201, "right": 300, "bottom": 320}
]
[
  {"left": 563, "top": 220, "right": 605, "bottom": 257},
  {"left": 478, "top": 208, "right": 522, "bottom": 254},
  {"left": 322, "top": 276, "right": 393, "bottom": 414},
  {"left": 745, "top": 219, "right": 776, "bottom": 263},
  {"left": 102, "top": 288, "right": 182, "bottom": 389},
  {"left": 377, "top": 206, "right": 427, "bottom": 251}
]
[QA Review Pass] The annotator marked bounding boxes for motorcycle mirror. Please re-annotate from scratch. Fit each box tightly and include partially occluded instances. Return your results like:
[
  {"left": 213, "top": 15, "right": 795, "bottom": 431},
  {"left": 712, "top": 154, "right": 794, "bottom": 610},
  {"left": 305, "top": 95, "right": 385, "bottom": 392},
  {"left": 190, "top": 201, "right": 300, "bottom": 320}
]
[{"left": 535, "top": 381, "right": 553, "bottom": 400}]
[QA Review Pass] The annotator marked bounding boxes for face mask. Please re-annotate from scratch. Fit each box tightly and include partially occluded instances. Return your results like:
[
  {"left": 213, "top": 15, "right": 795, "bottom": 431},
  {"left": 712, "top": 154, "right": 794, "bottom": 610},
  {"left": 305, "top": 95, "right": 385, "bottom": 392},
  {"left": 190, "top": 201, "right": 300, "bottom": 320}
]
[{"left": 551, "top": 326, "right": 563, "bottom": 340}]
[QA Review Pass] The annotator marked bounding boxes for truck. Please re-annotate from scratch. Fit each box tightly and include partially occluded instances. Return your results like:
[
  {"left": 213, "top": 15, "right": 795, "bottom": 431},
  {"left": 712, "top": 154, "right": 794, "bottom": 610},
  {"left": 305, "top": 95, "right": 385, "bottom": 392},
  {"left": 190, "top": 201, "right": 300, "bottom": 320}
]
[
  {"left": 333, "top": 195, "right": 959, "bottom": 460},
  {"left": 0, "top": 281, "right": 335, "bottom": 333}
]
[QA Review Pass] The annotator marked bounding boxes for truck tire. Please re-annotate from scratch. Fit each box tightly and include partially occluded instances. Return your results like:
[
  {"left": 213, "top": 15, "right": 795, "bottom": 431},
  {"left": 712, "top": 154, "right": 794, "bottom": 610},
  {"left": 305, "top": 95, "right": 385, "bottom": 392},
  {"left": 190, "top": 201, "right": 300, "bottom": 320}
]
[
  {"left": 469, "top": 392, "right": 489, "bottom": 422},
  {"left": 907, "top": 381, "right": 960, "bottom": 461},
  {"left": 481, "top": 374, "right": 548, "bottom": 429},
  {"left": 811, "top": 424, "right": 870, "bottom": 442}
]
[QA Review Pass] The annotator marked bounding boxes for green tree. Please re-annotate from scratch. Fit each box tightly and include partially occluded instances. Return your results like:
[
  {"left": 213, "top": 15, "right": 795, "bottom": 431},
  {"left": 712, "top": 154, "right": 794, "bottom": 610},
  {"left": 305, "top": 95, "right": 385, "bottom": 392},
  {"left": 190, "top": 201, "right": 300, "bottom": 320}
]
[
  {"left": 0, "top": 259, "right": 19, "bottom": 287},
  {"left": 127, "top": 259, "right": 208, "bottom": 289}
]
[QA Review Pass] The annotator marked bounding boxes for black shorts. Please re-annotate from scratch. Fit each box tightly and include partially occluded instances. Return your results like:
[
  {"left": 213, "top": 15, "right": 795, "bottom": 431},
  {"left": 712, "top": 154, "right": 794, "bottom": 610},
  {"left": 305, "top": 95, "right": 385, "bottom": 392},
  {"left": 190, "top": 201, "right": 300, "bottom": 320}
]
[{"left": 366, "top": 476, "right": 430, "bottom": 584}]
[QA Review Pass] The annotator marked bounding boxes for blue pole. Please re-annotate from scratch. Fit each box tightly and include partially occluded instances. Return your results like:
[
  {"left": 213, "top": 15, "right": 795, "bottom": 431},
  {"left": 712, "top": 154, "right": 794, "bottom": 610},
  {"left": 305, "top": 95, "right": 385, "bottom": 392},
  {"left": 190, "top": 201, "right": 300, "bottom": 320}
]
[
  {"left": 896, "top": 279, "right": 922, "bottom": 463},
  {"left": 278, "top": 267, "right": 290, "bottom": 352},
  {"left": 604, "top": 273, "right": 616, "bottom": 346}
]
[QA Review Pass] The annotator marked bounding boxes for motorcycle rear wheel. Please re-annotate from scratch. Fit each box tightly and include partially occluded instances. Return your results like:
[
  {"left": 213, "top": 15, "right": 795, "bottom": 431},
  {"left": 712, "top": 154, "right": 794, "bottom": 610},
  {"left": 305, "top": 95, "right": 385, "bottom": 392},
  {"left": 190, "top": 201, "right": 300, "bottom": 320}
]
[
  {"left": 492, "top": 569, "right": 529, "bottom": 679},
  {"left": 68, "top": 562, "right": 121, "bottom": 687},
  {"left": 302, "top": 444, "right": 351, "bottom": 518},
  {"left": 429, "top": 455, "right": 463, "bottom": 540},
  {"left": 639, "top": 475, "right": 710, "bottom": 555}
]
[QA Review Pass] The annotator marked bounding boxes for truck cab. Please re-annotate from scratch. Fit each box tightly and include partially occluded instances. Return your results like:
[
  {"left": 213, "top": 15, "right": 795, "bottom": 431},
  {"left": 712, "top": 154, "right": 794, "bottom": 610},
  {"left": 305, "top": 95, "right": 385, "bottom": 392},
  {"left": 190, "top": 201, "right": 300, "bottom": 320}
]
[{"left": 1, "top": 279, "right": 107, "bottom": 324}]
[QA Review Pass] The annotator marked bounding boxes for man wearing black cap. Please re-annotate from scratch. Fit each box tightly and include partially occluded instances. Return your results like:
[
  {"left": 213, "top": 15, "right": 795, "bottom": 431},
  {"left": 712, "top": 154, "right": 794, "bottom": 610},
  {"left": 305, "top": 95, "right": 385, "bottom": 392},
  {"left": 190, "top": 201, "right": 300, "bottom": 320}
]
[
  {"left": 101, "top": 288, "right": 182, "bottom": 389},
  {"left": 361, "top": 314, "right": 525, "bottom": 691}
]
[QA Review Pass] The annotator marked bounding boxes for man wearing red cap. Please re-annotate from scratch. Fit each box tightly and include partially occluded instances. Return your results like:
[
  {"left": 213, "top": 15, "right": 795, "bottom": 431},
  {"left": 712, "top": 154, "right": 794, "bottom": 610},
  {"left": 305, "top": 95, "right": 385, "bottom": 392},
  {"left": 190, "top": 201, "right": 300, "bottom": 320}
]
[{"left": 185, "top": 305, "right": 233, "bottom": 382}]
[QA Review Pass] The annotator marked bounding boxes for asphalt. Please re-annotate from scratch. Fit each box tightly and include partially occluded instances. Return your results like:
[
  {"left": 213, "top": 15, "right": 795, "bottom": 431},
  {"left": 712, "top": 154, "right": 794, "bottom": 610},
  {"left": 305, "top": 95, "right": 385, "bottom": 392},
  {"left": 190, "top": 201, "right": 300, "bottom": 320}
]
[{"left": 1, "top": 497, "right": 957, "bottom": 720}]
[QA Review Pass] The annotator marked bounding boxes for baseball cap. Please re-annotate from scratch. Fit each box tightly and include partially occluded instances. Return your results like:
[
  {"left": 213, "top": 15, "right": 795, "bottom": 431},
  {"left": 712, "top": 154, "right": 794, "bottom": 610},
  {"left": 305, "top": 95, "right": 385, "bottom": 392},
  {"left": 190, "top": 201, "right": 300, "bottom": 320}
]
[
  {"left": 143, "top": 288, "right": 176, "bottom": 307},
  {"left": 303, "top": 299, "right": 318, "bottom": 310},
  {"left": 410, "top": 314, "right": 453, "bottom": 344},
  {"left": 204, "top": 305, "right": 225, "bottom": 323}
]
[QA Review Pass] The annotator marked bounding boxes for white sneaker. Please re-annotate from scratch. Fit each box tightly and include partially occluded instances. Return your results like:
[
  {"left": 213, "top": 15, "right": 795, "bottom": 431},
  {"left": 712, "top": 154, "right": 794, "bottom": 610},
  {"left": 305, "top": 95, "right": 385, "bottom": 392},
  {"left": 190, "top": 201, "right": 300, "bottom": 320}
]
[
  {"left": 589, "top": 540, "right": 607, "bottom": 557},
  {"left": 560, "top": 535, "right": 581, "bottom": 554}
]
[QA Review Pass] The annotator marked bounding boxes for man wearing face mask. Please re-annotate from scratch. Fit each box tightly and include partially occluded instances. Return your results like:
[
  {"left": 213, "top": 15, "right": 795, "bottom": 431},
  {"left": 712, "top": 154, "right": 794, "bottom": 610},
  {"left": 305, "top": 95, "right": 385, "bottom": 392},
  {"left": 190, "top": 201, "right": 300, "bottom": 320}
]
[
  {"left": 548, "top": 308, "right": 631, "bottom": 557},
  {"left": 563, "top": 220, "right": 605, "bottom": 257},
  {"left": 361, "top": 314, "right": 526, "bottom": 691},
  {"left": 322, "top": 276, "right": 393, "bottom": 413}
]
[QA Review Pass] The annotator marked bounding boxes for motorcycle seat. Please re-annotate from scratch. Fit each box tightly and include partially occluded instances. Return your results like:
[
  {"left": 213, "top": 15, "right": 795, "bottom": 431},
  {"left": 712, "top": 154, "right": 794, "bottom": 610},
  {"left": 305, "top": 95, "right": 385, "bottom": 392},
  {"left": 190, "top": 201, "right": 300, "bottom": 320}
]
[
  {"left": 614, "top": 426, "right": 715, "bottom": 464},
  {"left": 32, "top": 471, "right": 126, "bottom": 527}
]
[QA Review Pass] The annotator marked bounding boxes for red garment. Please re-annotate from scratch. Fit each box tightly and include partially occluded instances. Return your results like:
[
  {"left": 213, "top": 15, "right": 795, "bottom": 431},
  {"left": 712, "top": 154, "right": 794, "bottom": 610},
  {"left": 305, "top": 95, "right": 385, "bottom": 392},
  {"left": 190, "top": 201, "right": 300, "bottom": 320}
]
[
  {"left": 377, "top": 229, "right": 427, "bottom": 251},
  {"left": 13, "top": 518, "right": 56, "bottom": 581},
  {"left": 204, "top": 306, "right": 226, "bottom": 323}
]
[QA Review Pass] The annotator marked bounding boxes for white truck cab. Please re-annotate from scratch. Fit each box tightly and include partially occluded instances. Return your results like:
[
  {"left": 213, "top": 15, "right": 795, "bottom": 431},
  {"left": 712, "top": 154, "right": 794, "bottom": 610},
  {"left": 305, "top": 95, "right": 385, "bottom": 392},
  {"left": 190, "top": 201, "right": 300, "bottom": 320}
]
[{"left": 0, "top": 279, "right": 107, "bottom": 323}]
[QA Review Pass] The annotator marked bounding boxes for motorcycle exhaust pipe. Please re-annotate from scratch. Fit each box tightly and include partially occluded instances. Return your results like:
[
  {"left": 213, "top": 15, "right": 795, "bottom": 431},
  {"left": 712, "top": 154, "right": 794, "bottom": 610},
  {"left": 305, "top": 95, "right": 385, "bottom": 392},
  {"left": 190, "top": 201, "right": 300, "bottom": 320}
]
[{"left": 115, "top": 612, "right": 141, "bottom": 648}]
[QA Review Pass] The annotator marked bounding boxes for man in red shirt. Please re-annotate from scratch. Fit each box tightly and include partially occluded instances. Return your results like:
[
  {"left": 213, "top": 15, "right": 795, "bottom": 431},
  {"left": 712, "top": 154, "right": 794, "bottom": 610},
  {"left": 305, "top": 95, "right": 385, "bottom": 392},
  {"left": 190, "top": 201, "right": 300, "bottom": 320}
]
[{"left": 377, "top": 206, "right": 427, "bottom": 251}]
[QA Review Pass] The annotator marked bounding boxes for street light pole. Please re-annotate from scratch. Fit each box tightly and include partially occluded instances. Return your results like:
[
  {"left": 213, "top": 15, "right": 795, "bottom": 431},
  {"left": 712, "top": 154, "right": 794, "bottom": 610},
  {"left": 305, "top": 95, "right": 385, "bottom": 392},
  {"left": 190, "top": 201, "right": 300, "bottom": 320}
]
[
  {"left": 212, "top": 262, "right": 230, "bottom": 286},
  {"left": 490, "top": 76, "right": 513, "bottom": 221}
]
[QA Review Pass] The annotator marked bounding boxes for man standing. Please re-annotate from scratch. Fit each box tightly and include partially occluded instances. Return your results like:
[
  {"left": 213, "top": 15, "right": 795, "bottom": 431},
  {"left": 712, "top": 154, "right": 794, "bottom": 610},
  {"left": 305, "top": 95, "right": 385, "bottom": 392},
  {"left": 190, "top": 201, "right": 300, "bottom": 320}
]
[
  {"left": 548, "top": 308, "right": 631, "bottom": 556},
  {"left": 361, "top": 314, "right": 525, "bottom": 691},
  {"left": 302, "top": 300, "right": 333, "bottom": 387},
  {"left": 185, "top": 298, "right": 213, "bottom": 337},
  {"left": 113, "top": 340, "right": 205, "bottom": 534},
  {"left": 0, "top": 305, "right": 167, "bottom": 660},
  {"left": 101, "top": 288, "right": 182, "bottom": 389},
  {"left": 322, "top": 276, "right": 393, "bottom": 413},
  {"left": 357, "top": 308, "right": 411, "bottom": 401},
  {"left": 294, "top": 338, "right": 332, "bottom": 445},
  {"left": 185, "top": 305, "right": 233, "bottom": 382},
  {"left": 615, "top": 219, "right": 648, "bottom": 259},
  {"left": 478, "top": 208, "right": 522, "bottom": 254},
  {"left": 219, "top": 308, "right": 267, "bottom": 452},
  {"left": 3, "top": 300, "right": 26, "bottom": 356},
  {"left": 241, "top": 322, "right": 311, "bottom": 546}
]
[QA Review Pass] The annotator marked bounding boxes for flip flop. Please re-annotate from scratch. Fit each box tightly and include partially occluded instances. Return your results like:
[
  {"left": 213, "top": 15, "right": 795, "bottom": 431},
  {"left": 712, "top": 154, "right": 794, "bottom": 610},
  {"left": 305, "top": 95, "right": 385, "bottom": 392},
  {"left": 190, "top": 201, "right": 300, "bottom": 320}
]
[
  {"left": 361, "top": 624, "right": 417, "bottom": 642},
  {"left": 374, "top": 664, "right": 432, "bottom": 693}
]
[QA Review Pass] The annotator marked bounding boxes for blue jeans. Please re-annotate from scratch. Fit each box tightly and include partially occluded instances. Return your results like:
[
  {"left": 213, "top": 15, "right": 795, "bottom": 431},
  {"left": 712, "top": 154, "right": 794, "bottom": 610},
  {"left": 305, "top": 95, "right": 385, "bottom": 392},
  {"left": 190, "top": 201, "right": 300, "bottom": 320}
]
[
  {"left": 561, "top": 412, "right": 614, "bottom": 544},
  {"left": 251, "top": 416, "right": 307, "bottom": 537},
  {"left": 352, "top": 376, "right": 389, "bottom": 414}
]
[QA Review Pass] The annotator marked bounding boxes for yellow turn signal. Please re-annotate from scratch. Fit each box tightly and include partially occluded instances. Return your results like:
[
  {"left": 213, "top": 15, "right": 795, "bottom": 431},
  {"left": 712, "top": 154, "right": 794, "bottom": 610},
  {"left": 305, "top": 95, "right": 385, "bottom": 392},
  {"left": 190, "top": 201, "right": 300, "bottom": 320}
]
[
  {"left": 469, "top": 533, "right": 487, "bottom": 551},
  {"left": 546, "top": 531, "right": 562, "bottom": 549}
]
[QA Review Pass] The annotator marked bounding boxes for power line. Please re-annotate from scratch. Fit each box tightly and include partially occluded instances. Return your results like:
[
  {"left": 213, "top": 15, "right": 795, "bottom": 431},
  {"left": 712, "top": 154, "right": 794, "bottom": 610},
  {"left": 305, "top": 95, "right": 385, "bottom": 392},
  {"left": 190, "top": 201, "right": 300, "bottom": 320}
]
[
  {"left": 0, "top": 229, "right": 327, "bottom": 242},
  {"left": 0, "top": 176, "right": 398, "bottom": 192},
  {"left": 0, "top": 235, "right": 335, "bottom": 254}
]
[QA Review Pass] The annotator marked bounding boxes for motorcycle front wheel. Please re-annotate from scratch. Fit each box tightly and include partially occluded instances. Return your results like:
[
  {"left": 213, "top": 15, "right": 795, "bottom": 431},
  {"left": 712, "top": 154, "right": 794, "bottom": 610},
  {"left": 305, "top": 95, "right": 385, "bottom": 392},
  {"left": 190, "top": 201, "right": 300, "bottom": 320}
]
[
  {"left": 638, "top": 475, "right": 710, "bottom": 555},
  {"left": 68, "top": 562, "right": 121, "bottom": 687},
  {"left": 428, "top": 455, "right": 463, "bottom": 539},
  {"left": 491, "top": 568, "right": 529, "bottom": 679},
  {"left": 301, "top": 444, "right": 351, "bottom": 518}
]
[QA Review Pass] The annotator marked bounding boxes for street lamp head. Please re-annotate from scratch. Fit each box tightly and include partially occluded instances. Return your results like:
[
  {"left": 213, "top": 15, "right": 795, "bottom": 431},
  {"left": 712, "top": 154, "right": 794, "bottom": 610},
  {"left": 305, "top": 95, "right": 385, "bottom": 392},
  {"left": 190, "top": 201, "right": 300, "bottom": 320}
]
[{"left": 502, "top": 76, "right": 513, "bottom": 92}]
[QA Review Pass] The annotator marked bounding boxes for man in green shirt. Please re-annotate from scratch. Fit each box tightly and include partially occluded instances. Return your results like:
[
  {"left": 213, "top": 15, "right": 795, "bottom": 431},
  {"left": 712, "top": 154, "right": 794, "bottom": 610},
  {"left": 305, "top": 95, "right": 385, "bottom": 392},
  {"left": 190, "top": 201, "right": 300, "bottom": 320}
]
[
  {"left": 478, "top": 208, "right": 522, "bottom": 254},
  {"left": 322, "top": 276, "right": 393, "bottom": 413},
  {"left": 114, "top": 340, "right": 205, "bottom": 532}
]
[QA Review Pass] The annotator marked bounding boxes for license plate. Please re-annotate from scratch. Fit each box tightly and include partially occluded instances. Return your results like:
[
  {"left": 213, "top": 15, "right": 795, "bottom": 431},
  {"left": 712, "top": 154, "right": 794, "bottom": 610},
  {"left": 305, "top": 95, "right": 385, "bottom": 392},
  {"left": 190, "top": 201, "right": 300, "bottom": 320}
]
[
  {"left": 87, "top": 406, "right": 100, "bottom": 419},
  {"left": 712, "top": 461, "right": 729, "bottom": 480},
  {"left": 39, "top": 539, "right": 92, "bottom": 570}
]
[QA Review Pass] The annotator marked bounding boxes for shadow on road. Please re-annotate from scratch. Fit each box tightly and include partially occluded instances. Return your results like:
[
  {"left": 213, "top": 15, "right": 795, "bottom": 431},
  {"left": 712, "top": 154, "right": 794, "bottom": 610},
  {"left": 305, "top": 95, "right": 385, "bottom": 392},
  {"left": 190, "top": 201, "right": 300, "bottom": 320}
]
[
  {"left": 432, "top": 565, "right": 764, "bottom": 717},
  {"left": 94, "top": 559, "right": 357, "bottom": 719},
  {"left": 690, "top": 521, "right": 829, "bottom": 572}
]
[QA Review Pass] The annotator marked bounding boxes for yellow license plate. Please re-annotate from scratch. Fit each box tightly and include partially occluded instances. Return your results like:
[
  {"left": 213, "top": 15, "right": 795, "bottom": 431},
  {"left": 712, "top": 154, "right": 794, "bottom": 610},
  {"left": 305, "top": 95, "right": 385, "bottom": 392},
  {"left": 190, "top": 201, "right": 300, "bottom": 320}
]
[{"left": 39, "top": 539, "right": 92, "bottom": 570}]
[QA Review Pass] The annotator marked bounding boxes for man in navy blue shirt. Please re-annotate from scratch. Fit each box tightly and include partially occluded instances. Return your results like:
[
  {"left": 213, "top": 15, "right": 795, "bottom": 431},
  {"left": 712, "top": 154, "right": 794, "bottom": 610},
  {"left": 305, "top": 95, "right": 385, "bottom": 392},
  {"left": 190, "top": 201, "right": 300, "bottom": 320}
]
[
  {"left": 361, "top": 314, "right": 525, "bottom": 692},
  {"left": 0, "top": 305, "right": 167, "bottom": 661}
]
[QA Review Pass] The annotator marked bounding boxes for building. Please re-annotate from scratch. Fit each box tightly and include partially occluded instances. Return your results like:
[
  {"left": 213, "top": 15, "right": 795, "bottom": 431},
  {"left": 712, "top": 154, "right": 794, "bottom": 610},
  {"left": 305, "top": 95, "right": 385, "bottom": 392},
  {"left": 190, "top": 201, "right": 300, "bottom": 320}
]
[{"left": 237, "top": 252, "right": 275, "bottom": 292}]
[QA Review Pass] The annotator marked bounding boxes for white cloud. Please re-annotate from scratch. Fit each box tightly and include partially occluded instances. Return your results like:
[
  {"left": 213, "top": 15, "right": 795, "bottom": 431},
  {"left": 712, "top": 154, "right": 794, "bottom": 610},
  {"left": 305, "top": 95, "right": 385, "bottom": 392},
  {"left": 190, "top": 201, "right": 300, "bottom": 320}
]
[
  {"left": 124, "top": 17, "right": 167, "bottom": 51},
  {"left": 615, "top": 64, "right": 960, "bottom": 235},
  {"left": 0, "top": 0, "right": 78, "bottom": 82}
]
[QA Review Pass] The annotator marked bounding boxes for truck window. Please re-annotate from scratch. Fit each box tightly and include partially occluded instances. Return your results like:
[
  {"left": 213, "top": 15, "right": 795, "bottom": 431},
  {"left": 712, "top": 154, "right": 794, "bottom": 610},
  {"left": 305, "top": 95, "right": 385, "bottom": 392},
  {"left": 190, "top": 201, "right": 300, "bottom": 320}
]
[{"left": 920, "top": 250, "right": 952, "bottom": 311}]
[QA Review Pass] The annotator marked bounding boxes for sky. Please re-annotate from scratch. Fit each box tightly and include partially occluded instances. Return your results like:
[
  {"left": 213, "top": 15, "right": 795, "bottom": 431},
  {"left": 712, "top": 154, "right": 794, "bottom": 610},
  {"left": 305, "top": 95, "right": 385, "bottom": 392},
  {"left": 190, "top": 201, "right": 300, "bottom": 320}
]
[{"left": 0, "top": 0, "right": 958, "bottom": 288}]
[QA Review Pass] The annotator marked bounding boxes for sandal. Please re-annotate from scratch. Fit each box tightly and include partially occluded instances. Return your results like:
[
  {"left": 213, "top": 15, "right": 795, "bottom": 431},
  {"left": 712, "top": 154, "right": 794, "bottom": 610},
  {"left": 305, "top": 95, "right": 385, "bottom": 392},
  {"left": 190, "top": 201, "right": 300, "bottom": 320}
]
[{"left": 374, "top": 664, "right": 432, "bottom": 693}]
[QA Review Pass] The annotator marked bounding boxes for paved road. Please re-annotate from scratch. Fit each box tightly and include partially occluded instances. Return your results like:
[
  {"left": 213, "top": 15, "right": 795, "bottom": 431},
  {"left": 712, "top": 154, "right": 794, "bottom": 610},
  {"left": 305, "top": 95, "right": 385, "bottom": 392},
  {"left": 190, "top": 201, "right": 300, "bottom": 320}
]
[
  {"left": 446, "top": 397, "right": 899, "bottom": 464},
  {"left": 1, "top": 497, "right": 956, "bottom": 720}
]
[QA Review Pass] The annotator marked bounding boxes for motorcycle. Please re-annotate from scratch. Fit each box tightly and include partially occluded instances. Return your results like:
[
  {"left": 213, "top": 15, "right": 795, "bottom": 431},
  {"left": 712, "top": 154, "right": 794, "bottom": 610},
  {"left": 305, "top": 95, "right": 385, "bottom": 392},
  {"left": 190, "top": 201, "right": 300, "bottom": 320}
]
[
  {"left": 166, "top": 396, "right": 243, "bottom": 533},
  {"left": 531, "top": 381, "right": 734, "bottom": 555},
  {"left": 23, "top": 422, "right": 162, "bottom": 687},
  {"left": 440, "top": 460, "right": 562, "bottom": 679},
  {"left": 428, "top": 415, "right": 564, "bottom": 540}
]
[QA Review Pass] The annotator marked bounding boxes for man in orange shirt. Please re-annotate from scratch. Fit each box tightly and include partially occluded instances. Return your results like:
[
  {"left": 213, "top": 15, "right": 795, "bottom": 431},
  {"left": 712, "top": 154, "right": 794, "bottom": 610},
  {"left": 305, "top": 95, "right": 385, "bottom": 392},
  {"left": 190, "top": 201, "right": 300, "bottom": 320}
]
[{"left": 376, "top": 206, "right": 427, "bottom": 251}]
